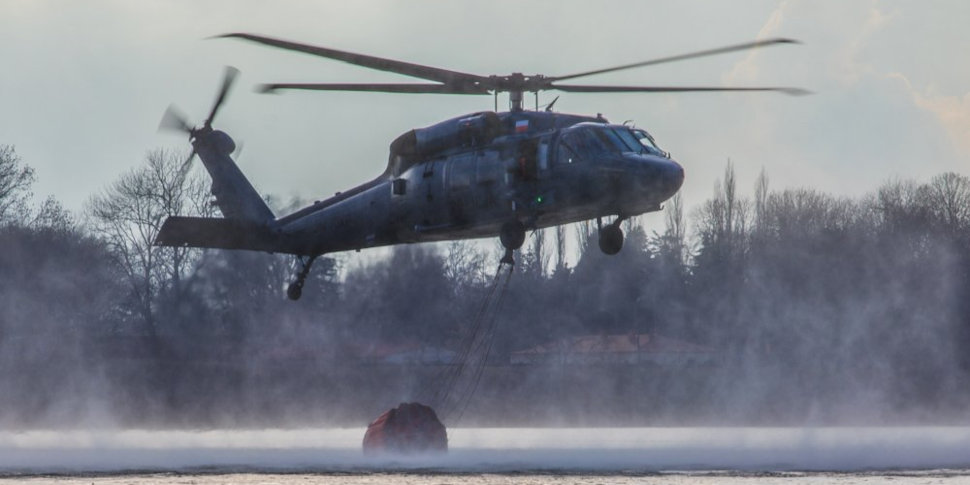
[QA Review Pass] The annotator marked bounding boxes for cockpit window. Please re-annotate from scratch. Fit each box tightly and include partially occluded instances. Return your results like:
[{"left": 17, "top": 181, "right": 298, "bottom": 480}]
[
  {"left": 560, "top": 129, "right": 609, "bottom": 160},
  {"left": 558, "top": 124, "right": 666, "bottom": 163},
  {"left": 594, "top": 128, "right": 637, "bottom": 153},
  {"left": 614, "top": 128, "right": 645, "bottom": 152},
  {"left": 633, "top": 129, "right": 665, "bottom": 157}
]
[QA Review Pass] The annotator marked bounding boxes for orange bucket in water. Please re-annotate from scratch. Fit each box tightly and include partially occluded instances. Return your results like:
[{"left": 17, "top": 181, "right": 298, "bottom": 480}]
[{"left": 363, "top": 402, "right": 448, "bottom": 455}]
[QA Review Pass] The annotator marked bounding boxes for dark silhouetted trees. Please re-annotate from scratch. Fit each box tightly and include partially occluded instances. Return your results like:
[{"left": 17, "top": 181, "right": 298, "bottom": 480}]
[
  {"left": 1, "top": 146, "right": 969, "bottom": 426},
  {"left": 0, "top": 145, "right": 34, "bottom": 225}
]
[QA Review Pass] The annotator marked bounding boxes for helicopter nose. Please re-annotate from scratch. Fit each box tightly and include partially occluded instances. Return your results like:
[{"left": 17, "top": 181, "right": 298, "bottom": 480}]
[
  {"left": 664, "top": 159, "right": 685, "bottom": 196},
  {"left": 645, "top": 157, "right": 684, "bottom": 200}
]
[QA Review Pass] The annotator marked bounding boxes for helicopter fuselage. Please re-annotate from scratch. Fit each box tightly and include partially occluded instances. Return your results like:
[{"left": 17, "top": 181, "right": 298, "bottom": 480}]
[{"left": 265, "top": 110, "right": 684, "bottom": 255}]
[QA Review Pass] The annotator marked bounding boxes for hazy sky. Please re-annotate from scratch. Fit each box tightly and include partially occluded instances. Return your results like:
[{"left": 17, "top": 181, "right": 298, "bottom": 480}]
[{"left": 2, "top": 0, "right": 968, "bottom": 220}]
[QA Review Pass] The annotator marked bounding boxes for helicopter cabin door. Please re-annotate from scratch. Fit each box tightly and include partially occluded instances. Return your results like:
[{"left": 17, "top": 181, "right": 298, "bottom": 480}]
[
  {"left": 536, "top": 137, "right": 551, "bottom": 178},
  {"left": 515, "top": 138, "right": 540, "bottom": 181},
  {"left": 445, "top": 152, "right": 476, "bottom": 226},
  {"left": 475, "top": 150, "right": 503, "bottom": 216}
]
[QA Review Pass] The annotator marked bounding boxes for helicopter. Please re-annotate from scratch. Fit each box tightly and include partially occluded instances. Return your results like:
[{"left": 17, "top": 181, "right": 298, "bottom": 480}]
[{"left": 155, "top": 33, "right": 805, "bottom": 300}]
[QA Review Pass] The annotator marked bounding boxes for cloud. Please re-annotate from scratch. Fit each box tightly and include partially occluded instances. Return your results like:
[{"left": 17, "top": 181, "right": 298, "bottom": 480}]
[
  {"left": 833, "top": 1, "right": 894, "bottom": 85},
  {"left": 890, "top": 73, "right": 970, "bottom": 156},
  {"left": 724, "top": 0, "right": 789, "bottom": 85},
  {"left": 707, "top": 0, "right": 966, "bottom": 197},
  {"left": 725, "top": 0, "right": 895, "bottom": 87}
]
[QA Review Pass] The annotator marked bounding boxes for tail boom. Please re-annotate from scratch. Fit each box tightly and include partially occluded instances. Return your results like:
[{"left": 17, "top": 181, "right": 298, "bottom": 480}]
[
  {"left": 155, "top": 216, "right": 306, "bottom": 255},
  {"left": 194, "top": 129, "right": 274, "bottom": 224}
]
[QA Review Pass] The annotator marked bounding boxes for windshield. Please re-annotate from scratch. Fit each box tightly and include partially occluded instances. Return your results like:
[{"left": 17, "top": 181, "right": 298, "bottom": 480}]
[
  {"left": 633, "top": 129, "right": 665, "bottom": 156},
  {"left": 559, "top": 125, "right": 666, "bottom": 162},
  {"left": 593, "top": 127, "right": 641, "bottom": 153},
  {"left": 560, "top": 128, "right": 609, "bottom": 160},
  {"left": 614, "top": 128, "right": 646, "bottom": 152}
]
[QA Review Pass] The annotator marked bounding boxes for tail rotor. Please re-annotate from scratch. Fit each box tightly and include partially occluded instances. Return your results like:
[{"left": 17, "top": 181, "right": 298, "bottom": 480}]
[
  {"left": 205, "top": 66, "right": 240, "bottom": 129},
  {"left": 158, "top": 104, "right": 194, "bottom": 134},
  {"left": 158, "top": 66, "right": 241, "bottom": 183}
]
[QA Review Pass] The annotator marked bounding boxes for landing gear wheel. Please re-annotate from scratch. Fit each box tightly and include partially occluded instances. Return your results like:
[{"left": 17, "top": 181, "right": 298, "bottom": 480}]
[
  {"left": 500, "top": 220, "right": 526, "bottom": 251},
  {"left": 287, "top": 282, "right": 303, "bottom": 301},
  {"left": 599, "top": 224, "right": 624, "bottom": 255}
]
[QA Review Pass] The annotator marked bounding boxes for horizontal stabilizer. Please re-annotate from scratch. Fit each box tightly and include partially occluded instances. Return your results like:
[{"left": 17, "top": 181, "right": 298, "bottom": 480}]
[{"left": 155, "top": 216, "right": 304, "bottom": 255}]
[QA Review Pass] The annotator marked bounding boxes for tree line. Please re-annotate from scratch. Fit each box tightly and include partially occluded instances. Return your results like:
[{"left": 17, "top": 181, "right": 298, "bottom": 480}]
[{"left": 1, "top": 144, "right": 968, "bottom": 426}]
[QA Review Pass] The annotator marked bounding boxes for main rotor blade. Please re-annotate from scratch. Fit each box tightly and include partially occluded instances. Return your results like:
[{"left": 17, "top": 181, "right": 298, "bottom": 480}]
[
  {"left": 258, "top": 82, "right": 490, "bottom": 95},
  {"left": 206, "top": 66, "right": 240, "bottom": 126},
  {"left": 552, "top": 38, "right": 800, "bottom": 82},
  {"left": 550, "top": 84, "right": 811, "bottom": 95},
  {"left": 218, "top": 33, "right": 488, "bottom": 88},
  {"left": 159, "top": 104, "right": 193, "bottom": 133}
]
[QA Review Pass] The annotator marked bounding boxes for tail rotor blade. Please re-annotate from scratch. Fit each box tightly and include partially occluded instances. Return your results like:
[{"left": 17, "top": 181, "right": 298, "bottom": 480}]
[
  {"left": 205, "top": 66, "right": 240, "bottom": 126},
  {"left": 177, "top": 149, "right": 197, "bottom": 185},
  {"left": 159, "top": 104, "right": 193, "bottom": 134}
]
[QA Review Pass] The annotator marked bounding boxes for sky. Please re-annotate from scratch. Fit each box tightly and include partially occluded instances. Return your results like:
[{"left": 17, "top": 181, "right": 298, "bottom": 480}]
[{"left": 2, "top": 0, "right": 969, "bottom": 222}]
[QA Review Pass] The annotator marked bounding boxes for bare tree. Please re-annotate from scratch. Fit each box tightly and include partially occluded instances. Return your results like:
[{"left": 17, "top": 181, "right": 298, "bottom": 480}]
[
  {"left": 30, "top": 196, "right": 75, "bottom": 232},
  {"left": 87, "top": 149, "right": 212, "bottom": 336},
  {"left": 524, "top": 227, "right": 549, "bottom": 277},
  {"left": 753, "top": 167, "right": 769, "bottom": 234},
  {"left": 0, "top": 145, "right": 35, "bottom": 225},
  {"left": 925, "top": 172, "right": 970, "bottom": 231},
  {"left": 554, "top": 223, "right": 567, "bottom": 273},
  {"left": 444, "top": 240, "right": 488, "bottom": 291},
  {"left": 724, "top": 160, "right": 735, "bottom": 233},
  {"left": 661, "top": 192, "right": 688, "bottom": 265},
  {"left": 575, "top": 220, "right": 596, "bottom": 258},
  {"left": 694, "top": 160, "right": 749, "bottom": 259}
]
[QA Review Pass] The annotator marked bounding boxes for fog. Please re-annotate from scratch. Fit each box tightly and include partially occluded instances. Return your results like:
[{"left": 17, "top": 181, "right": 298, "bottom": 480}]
[
  {"left": 1, "top": 428, "right": 969, "bottom": 473},
  {"left": 2, "top": 144, "right": 970, "bottom": 477}
]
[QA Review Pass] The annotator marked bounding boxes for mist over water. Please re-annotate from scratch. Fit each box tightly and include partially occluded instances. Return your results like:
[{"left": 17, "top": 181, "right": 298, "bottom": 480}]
[
  {"left": 1, "top": 427, "right": 969, "bottom": 474},
  {"left": 3, "top": 146, "right": 970, "bottom": 479}
]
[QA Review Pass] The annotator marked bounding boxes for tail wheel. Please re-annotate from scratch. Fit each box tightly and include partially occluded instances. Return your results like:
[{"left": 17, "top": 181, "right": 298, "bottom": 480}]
[
  {"left": 500, "top": 220, "right": 526, "bottom": 250},
  {"left": 599, "top": 224, "right": 623, "bottom": 255}
]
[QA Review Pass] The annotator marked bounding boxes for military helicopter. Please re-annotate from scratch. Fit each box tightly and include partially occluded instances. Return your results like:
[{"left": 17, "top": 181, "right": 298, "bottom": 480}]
[{"left": 156, "top": 33, "right": 805, "bottom": 300}]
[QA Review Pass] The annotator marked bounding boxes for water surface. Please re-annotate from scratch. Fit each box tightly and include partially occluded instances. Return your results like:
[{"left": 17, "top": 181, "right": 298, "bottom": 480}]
[{"left": 1, "top": 427, "right": 968, "bottom": 478}]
